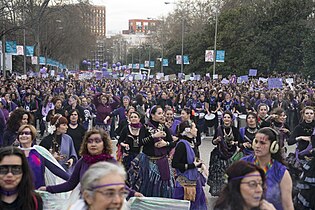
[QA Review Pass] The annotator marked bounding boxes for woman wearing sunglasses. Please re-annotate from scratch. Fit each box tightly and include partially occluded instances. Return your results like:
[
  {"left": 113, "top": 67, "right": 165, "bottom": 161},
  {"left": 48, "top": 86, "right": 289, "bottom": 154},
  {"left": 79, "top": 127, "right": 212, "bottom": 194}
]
[
  {"left": 0, "top": 146, "right": 43, "bottom": 210},
  {"left": 214, "top": 160, "right": 275, "bottom": 210},
  {"left": 17, "top": 124, "right": 69, "bottom": 189}
]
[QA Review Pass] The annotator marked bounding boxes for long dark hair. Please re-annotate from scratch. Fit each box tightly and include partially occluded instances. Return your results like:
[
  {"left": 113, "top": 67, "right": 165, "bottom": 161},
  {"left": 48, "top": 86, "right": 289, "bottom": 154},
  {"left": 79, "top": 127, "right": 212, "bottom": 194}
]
[
  {"left": 67, "top": 109, "right": 81, "bottom": 123},
  {"left": 0, "top": 147, "right": 38, "bottom": 209},
  {"left": 6, "top": 108, "right": 34, "bottom": 132},
  {"left": 214, "top": 160, "right": 265, "bottom": 210}
]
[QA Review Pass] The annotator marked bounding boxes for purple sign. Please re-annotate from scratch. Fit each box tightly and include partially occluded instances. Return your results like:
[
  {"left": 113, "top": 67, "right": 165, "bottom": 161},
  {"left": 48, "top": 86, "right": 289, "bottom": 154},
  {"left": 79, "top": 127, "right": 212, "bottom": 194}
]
[
  {"left": 249, "top": 69, "right": 257, "bottom": 76},
  {"left": 268, "top": 78, "right": 283, "bottom": 89},
  {"left": 238, "top": 75, "right": 249, "bottom": 83}
]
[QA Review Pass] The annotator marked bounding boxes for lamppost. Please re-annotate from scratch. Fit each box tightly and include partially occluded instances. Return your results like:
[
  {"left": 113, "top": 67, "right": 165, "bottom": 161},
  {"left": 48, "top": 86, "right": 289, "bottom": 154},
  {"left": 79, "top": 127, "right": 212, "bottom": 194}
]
[
  {"left": 165, "top": 1, "right": 184, "bottom": 74},
  {"left": 213, "top": 0, "right": 218, "bottom": 76}
]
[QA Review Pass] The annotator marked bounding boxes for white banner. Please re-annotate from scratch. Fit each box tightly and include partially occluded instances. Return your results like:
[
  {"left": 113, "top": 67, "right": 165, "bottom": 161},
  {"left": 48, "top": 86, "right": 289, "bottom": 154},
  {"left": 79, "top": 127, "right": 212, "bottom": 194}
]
[
  {"left": 205, "top": 50, "right": 214, "bottom": 62},
  {"left": 16, "top": 45, "right": 24, "bottom": 55},
  {"left": 176, "top": 55, "right": 182, "bottom": 64},
  {"left": 31, "top": 56, "right": 38, "bottom": 64}
]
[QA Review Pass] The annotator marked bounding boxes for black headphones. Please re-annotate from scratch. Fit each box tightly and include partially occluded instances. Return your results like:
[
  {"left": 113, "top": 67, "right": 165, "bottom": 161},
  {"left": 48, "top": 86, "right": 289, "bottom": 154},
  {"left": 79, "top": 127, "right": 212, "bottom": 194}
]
[{"left": 252, "top": 127, "right": 279, "bottom": 154}]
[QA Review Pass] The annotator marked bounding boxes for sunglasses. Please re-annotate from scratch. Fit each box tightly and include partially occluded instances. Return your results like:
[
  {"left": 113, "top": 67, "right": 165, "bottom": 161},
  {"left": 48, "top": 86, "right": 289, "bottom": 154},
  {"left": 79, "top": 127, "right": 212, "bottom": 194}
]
[
  {"left": 19, "top": 131, "right": 32, "bottom": 136},
  {"left": 0, "top": 165, "right": 23, "bottom": 175}
]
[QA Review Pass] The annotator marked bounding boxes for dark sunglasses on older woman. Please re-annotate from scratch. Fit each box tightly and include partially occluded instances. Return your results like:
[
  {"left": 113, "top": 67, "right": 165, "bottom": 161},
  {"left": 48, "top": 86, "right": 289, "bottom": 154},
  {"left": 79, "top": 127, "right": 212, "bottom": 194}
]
[{"left": 19, "top": 131, "right": 32, "bottom": 136}]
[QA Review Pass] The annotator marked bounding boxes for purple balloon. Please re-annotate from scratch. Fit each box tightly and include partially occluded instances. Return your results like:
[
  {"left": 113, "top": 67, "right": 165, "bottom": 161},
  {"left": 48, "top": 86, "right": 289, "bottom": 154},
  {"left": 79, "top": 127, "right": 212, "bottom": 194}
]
[
  {"left": 82, "top": 60, "right": 87, "bottom": 65},
  {"left": 103, "top": 63, "right": 107, "bottom": 67},
  {"left": 102, "top": 67, "right": 107, "bottom": 71},
  {"left": 96, "top": 65, "right": 100, "bottom": 69},
  {"left": 95, "top": 61, "right": 99, "bottom": 65},
  {"left": 121, "top": 66, "right": 126, "bottom": 70},
  {"left": 116, "top": 62, "right": 121, "bottom": 67},
  {"left": 87, "top": 62, "right": 91, "bottom": 66},
  {"left": 40, "top": 68, "right": 45, "bottom": 74},
  {"left": 112, "top": 64, "right": 116, "bottom": 68}
]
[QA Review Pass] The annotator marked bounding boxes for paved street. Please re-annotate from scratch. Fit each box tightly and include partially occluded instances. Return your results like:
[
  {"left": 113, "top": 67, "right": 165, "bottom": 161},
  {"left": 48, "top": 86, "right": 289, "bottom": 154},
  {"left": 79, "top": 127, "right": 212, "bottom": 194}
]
[{"left": 199, "top": 136, "right": 217, "bottom": 209}]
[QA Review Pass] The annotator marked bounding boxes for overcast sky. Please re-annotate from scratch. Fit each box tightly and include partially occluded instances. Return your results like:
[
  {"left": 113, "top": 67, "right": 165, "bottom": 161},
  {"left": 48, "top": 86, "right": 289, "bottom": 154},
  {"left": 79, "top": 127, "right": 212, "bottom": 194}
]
[{"left": 92, "top": 0, "right": 177, "bottom": 35}]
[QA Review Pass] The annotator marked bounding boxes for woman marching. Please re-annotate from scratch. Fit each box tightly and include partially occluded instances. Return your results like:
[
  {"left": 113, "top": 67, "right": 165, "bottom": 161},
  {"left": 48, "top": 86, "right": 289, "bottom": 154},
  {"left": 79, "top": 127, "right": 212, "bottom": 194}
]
[
  {"left": 17, "top": 124, "right": 69, "bottom": 189},
  {"left": 295, "top": 139, "right": 315, "bottom": 210},
  {"left": 40, "top": 114, "right": 78, "bottom": 173},
  {"left": 0, "top": 147, "right": 43, "bottom": 210},
  {"left": 207, "top": 110, "right": 241, "bottom": 196},
  {"left": 287, "top": 106, "right": 315, "bottom": 198},
  {"left": 172, "top": 120, "right": 207, "bottom": 210},
  {"left": 288, "top": 106, "right": 315, "bottom": 164},
  {"left": 118, "top": 111, "right": 142, "bottom": 171},
  {"left": 239, "top": 113, "right": 259, "bottom": 157},
  {"left": 128, "top": 105, "right": 175, "bottom": 197},
  {"left": 242, "top": 127, "right": 294, "bottom": 210}
]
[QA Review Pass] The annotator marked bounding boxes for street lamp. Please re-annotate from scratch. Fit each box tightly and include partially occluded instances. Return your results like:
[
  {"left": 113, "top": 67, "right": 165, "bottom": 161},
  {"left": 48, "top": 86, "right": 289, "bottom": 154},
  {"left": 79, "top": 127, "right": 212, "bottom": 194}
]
[
  {"left": 165, "top": 1, "right": 184, "bottom": 74},
  {"left": 213, "top": 0, "right": 218, "bottom": 76}
]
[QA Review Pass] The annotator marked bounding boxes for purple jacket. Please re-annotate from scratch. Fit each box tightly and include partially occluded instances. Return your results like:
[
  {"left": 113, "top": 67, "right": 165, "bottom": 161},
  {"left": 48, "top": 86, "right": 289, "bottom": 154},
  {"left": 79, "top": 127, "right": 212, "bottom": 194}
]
[
  {"left": 93, "top": 93, "right": 120, "bottom": 125},
  {"left": 46, "top": 157, "right": 117, "bottom": 193}
]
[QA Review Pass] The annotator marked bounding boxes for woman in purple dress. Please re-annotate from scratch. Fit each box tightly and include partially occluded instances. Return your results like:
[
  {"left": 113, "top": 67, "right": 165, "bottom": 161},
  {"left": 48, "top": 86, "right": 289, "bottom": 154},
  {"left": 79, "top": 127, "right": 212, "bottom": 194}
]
[
  {"left": 172, "top": 120, "right": 207, "bottom": 210},
  {"left": 242, "top": 127, "right": 294, "bottom": 210}
]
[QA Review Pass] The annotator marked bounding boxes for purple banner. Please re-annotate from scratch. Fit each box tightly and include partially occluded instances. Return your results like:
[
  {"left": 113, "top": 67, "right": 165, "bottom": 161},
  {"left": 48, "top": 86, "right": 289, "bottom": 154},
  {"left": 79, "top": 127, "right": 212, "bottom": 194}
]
[
  {"left": 249, "top": 69, "right": 257, "bottom": 76},
  {"left": 268, "top": 78, "right": 283, "bottom": 89}
]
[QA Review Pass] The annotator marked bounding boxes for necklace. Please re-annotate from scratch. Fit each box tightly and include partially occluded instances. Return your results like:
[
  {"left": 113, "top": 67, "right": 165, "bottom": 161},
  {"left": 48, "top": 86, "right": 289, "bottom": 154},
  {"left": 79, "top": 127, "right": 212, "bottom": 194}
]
[
  {"left": 247, "top": 127, "right": 258, "bottom": 134},
  {"left": 223, "top": 127, "right": 232, "bottom": 137},
  {"left": 254, "top": 157, "right": 273, "bottom": 177}
]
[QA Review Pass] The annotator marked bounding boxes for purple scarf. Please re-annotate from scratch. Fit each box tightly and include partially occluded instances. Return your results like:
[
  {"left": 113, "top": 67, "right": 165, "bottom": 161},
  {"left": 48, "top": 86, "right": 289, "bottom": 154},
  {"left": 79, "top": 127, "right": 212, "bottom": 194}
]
[
  {"left": 83, "top": 153, "right": 113, "bottom": 165},
  {"left": 130, "top": 123, "right": 142, "bottom": 129}
]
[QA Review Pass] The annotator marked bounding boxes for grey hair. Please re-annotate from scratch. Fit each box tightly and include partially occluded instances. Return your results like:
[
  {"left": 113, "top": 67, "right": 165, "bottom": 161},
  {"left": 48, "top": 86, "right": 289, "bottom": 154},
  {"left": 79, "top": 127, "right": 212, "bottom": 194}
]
[{"left": 81, "top": 161, "right": 126, "bottom": 194}]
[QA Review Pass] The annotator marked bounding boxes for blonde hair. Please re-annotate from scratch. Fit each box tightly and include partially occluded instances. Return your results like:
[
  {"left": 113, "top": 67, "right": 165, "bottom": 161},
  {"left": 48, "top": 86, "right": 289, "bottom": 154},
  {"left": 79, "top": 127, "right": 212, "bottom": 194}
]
[{"left": 18, "top": 124, "right": 37, "bottom": 141}]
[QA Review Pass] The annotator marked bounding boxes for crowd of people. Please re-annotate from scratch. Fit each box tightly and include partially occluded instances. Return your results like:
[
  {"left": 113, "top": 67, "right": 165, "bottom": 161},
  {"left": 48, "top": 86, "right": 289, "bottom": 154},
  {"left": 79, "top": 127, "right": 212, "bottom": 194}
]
[{"left": 0, "top": 72, "right": 314, "bottom": 209}]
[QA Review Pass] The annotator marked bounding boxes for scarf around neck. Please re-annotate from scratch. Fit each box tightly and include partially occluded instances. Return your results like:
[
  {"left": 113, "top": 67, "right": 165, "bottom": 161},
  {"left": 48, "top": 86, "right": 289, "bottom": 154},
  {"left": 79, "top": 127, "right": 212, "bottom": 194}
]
[{"left": 83, "top": 153, "right": 113, "bottom": 165}]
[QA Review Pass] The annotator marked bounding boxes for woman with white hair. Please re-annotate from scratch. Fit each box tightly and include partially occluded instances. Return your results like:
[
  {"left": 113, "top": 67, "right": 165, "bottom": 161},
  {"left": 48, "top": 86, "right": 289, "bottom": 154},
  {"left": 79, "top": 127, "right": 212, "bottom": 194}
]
[{"left": 69, "top": 161, "right": 128, "bottom": 210}]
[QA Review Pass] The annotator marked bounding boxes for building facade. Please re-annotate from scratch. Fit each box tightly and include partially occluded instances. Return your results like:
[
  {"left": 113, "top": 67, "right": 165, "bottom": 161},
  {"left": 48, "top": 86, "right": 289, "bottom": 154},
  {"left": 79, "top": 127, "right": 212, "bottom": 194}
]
[{"left": 127, "top": 19, "right": 159, "bottom": 34}]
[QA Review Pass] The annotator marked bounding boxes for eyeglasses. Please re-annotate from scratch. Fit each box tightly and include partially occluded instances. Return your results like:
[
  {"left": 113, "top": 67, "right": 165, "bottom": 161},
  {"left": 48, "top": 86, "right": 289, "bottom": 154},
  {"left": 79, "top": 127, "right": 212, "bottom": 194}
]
[
  {"left": 19, "top": 131, "right": 32, "bottom": 136},
  {"left": 87, "top": 138, "right": 103, "bottom": 144},
  {"left": 0, "top": 165, "right": 23, "bottom": 175},
  {"left": 241, "top": 180, "right": 263, "bottom": 189},
  {"left": 95, "top": 189, "right": 129, "bottom": 199}
]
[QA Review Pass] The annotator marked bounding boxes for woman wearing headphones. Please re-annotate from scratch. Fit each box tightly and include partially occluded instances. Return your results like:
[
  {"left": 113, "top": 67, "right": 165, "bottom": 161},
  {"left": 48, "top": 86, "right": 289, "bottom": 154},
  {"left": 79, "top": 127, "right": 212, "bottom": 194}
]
[{"left": 242, "top": 127, "right": 294, "bottom": 210}]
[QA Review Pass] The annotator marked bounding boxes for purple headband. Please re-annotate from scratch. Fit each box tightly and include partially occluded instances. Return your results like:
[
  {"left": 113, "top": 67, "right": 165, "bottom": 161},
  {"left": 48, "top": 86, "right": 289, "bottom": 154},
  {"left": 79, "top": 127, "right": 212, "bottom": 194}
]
[
  {"left": 149, "top": 105, "right": 157, "bottom": 115},
  {"left": 91, "top": 182, "right": 125, "bottom": 190}
]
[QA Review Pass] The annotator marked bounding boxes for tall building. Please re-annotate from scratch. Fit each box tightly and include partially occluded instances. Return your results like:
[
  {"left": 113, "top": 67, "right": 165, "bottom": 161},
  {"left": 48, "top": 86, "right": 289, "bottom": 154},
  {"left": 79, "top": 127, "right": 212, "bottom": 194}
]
[
  {"left": 85, "top": 4, "right": 106, "bottom": 37},
  {"left": 127, "top": 19, "right": 159, "bottom": 34}
]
